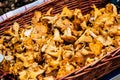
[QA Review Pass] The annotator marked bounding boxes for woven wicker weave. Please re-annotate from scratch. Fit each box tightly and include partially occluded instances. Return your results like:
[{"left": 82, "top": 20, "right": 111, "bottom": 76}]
[{"left": 0, "top": 0, "right": 120, "bottom": 80}]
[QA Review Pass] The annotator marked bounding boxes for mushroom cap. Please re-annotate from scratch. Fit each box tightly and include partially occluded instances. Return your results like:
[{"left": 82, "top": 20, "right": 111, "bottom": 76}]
[{"left": 61, "top": 35, "right": 77, "bottom": 43}]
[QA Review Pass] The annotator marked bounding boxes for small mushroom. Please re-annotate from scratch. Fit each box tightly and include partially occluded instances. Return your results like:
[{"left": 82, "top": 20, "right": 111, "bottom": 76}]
[
  {"left": 62, "top": 44, "right": 74, "bottom": 59},
  {"left": 57, "top": 59, "right": 74, "bottom": 77},
  {"left": 62, "top": 19, "right": 74, "bottom": 30},
  {"left": 24, "top": 28, "right": 32, "bottom": 37},
  {"left": 54, "top": 18, "right": 74, "bottom": 31},
  {"left": 61, "top": 27, "right": 77, "bottom": 43},
  {"left": 45, "top": 45, "right": 58, "bottom": 57},
  {"left": 44, "top": 39, "right": 60, "bottom": 57},
  {"left": 91, "top": 4, "right": 102, "bottom": 20},
  {"left": 70, "top": 51, "right": 85, "bottom": 67},
  {"left": 34, "top": 23, "right": 48, "bottom": 37},
  {"left": 42, "top": 14, "right": 59, "bottom": 24},
  {"left": 13, "top": 22, "right": 20, "bottom": 36},
  {"left": 60, "top": 6, "right": 74, "bottom": 19},
  {"left": 32, "top": 11, "right": 42, "bottom": 24},
  {"left": 89, "top": 40, "right": 103, "bottom": 56},
  {"left": 75, "top": 29, "right": 93, "bottom": 45},
  {"left": 105, "top": 4, "right": 117, "bottom": 15},
  {"left": 62, "top": 50, "right": 74, "bottom": 59},
  {"left": 45, "top": 8, "right": 53, "bottom": 16},
  {"left": 74, "top": 9, "right": 84, "bottom": 19}
]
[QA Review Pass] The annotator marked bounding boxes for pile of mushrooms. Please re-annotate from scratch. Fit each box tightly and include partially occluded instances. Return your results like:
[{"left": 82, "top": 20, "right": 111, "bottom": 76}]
[{"left": 0, "top": 4, "right": 120, "bottom": 80}]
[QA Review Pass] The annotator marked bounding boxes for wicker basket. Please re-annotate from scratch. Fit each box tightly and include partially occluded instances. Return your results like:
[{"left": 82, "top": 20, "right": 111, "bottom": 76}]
[{"left": 0, "top": 0, "right": 120, "bottom": 80}]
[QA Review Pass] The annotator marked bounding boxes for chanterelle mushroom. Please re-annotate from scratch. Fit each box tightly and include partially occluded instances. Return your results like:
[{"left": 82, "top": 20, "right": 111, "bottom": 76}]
[
  {"left": 75, "top": 29, "right": 93, "bottom": 45},
  {"left": 32, "top": 11, "right": 42, "bottom": 24},
  {"left": 70, "top": 50, "right": 85, "bottom": 67},
  {"left": 60, "top": 7, "right": 74, "bottom": 19},
  {"left": 12, "top": 22, "right": 20, "bottom": 36},
  {"left": 42, "top": 14, "right": 59, "bottom": 24},
  {"left": 61, "top": 27, "right": 77, "bottom": 43}
]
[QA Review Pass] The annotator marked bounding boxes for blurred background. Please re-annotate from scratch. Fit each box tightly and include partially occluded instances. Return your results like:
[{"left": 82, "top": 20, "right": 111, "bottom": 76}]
[{"left": 0, "top": 0, "right": 37, "bottom": 15}]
